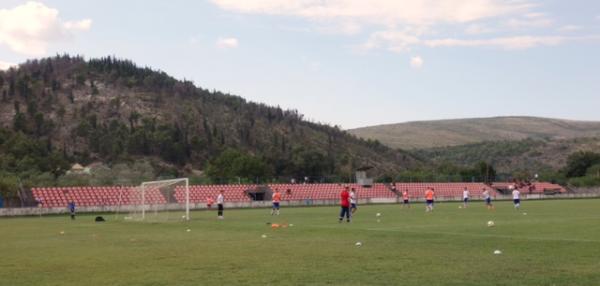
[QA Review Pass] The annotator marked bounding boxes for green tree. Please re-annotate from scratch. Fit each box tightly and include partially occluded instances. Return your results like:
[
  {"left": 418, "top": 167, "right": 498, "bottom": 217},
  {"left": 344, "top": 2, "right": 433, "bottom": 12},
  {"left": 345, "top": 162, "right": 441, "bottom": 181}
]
[
  {"left": 128, "top": 111, "right": 140, "bottom": 130},
  {"left": 564, "top": 151, "right": 600, "bottom": 178},
  {"left": 13, "top": 112, "right": 27, "bottom": 132},
  {"left": 475, "top": 161, "right": 496, "bottom": 183},
  {"left": 0, "top": 173, "right": 19, "bottom": 198},
  {"left": 291, "top": 149, "right": 332, "bottom": 180},
  {"left": 586, "top": 164, "right": 600, "bottom": 178},
  {"left": 75, "top": 120, "right": 92, "bottom": 138},
  {"left": 92, "top": 86, "right": 99, "bottom": 95},
  {"left": 206, "top": 149, "right": 271, "bottom": 182},
  {"left": 33, "top": 112, "right": 45, "bottom": 135}
]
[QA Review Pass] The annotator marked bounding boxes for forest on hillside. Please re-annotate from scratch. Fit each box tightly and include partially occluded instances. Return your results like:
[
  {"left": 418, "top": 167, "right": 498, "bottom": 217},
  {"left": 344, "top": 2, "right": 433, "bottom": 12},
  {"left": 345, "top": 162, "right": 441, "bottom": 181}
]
[{"left": 0, "top": 55, "right": 417, "bottom": 198}]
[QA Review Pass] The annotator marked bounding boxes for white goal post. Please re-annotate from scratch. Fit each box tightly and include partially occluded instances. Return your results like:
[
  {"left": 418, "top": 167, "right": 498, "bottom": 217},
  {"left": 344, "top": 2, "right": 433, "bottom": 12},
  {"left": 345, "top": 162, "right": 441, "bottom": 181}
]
[{"left": 117, "top": 177, "right": 190, "bottom": 221}]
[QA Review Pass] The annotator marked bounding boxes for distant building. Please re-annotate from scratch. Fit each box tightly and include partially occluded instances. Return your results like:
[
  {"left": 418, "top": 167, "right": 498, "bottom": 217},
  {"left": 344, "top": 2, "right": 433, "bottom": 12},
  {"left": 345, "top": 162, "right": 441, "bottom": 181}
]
[
  {"left": 356, "top": 166, "right": 374, "bottom": 187},
  {"left": 67, "top": 163, "right": 91, "bottom": 175}
]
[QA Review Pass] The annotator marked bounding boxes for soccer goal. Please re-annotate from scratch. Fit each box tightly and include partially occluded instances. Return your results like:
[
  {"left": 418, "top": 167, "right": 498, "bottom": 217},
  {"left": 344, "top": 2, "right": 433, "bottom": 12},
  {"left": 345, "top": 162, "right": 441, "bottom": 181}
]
[{"left": 119, "top": 178, "right": 190, "bottom": 221}]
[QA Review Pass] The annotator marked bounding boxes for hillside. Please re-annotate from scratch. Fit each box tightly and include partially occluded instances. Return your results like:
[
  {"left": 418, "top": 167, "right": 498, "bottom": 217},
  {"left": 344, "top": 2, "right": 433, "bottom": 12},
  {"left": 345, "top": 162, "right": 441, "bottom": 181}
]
[
  {"left": 349, "top": 117, "right": 600, "bottom": 149},
  {"left": 411, "top": 137, "right": 600, "bottom": 175},
  {"left": 0, "top": 55, "right": 419, "bottom": 188}
]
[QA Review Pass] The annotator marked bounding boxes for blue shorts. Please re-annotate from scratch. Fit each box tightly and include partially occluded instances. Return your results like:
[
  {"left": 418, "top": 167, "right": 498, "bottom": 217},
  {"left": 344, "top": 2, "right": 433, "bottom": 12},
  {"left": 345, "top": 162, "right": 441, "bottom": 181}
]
[
  {"left": 351, "top": 203, "right": 357, "bottom": 209},
  {"left": 513, "top": 199, "right": 520, "bottom": 204},
  {"left": 426, "top": 200, "right": 434, "bottom": 206},
  {"left": 485, "top": 198, "right": 492, "bottom": 205},
  {"left": 272, "top": 202, "right": 280, "bottom": 209},
  {"left": 463, "top": 198, "right": 469, "bottom": 203}
]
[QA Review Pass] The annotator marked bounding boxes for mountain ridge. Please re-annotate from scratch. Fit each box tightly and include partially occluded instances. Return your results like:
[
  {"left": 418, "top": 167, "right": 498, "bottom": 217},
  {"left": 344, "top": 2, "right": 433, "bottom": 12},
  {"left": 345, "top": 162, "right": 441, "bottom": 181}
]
[{"left": 348, "top": 116, "right": 600, "bottom": 149}]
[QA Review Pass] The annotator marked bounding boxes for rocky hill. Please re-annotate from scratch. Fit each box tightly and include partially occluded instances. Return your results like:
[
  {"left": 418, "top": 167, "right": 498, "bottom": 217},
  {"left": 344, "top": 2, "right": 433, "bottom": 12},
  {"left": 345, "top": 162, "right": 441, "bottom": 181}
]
[{"left": 0, "top": 55, "right": 419, "bottom": 186}]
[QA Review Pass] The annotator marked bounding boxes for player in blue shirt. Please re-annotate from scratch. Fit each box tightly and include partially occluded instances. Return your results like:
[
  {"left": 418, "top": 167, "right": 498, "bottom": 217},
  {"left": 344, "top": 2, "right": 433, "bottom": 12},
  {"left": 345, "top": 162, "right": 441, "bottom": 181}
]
[{"left": 68, "top": 201, "right": 76, "bottom": 220}]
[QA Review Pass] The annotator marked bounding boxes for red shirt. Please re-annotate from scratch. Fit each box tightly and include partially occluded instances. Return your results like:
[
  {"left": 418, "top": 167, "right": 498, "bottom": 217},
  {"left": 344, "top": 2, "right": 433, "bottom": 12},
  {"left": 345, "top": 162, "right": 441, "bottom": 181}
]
[
  {"left": 272, "top": 192, "right": 281, "bottom": 203},
  {"left": 425, "top": 190, "right": 434, "bottom": 200},
  {"left": 340, "top": 190, "right": 350, "bottom": 207}
]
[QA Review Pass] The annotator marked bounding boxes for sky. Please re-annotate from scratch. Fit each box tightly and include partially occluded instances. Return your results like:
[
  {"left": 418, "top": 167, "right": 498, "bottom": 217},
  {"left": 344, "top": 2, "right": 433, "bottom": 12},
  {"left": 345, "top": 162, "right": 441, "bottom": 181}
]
[{"left": 1, "top": 0, "right": 599, "bottom": 129}]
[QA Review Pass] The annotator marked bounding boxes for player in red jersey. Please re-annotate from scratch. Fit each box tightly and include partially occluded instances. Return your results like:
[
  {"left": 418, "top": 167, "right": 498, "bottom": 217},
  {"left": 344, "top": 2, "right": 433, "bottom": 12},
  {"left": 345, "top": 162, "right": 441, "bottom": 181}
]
[{"left": 339, "top": 186, "right": 351, "bottom": 223}]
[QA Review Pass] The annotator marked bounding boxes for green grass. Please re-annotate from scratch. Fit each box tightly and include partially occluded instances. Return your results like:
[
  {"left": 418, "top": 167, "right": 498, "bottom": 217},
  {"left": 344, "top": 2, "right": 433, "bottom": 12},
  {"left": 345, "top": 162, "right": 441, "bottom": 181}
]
[{"left": 1, "top": 200, "right": 600, "bottom": 286}]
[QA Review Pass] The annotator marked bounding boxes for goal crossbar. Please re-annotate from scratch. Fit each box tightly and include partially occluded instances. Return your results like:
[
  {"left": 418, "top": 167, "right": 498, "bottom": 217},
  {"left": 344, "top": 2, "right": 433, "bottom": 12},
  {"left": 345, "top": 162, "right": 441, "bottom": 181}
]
[{"left": 140, "top": 178, "right": 189, "bottom": 221}]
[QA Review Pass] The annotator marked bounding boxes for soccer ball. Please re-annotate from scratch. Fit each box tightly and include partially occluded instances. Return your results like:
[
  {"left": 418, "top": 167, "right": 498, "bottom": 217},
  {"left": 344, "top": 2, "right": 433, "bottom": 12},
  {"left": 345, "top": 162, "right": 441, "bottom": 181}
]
[
  {"left": 355, "top": 242, "right": 362, "bottom": 247},
  {"left": 186, "top": 229, "right": 191, "bottom": 232},
  {"left": 289, "top": 224, "right": 294, "bottom": 227},
  {"left": 261, "top": 234, "right": 267, "bottom": 238},
  {"left": 182, "top": 215, "right": 187, "bottom": 220},
  {"left": 493, "top": 250, "right": 502, "bottom": 255},
  {"left": 523, "top": 212, "right": 527, "bottom": 216},
  {"left": 376, "top": 213, "right": 381, "bottom": 217},
  {"left": 487, "top": 221, "right": 495, "bottom": 227},
  {"left": 59, "top": 231, "right": 65, "bottom": 235},
  {"left": 458, "top": 206, "right": 462, "bottom": 209}
]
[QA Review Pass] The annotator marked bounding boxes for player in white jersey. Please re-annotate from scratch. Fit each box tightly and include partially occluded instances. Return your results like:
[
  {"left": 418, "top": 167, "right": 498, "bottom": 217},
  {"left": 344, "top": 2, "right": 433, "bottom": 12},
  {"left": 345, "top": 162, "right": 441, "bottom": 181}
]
[
  {"left": 483, "top": 188, "right": 494, "bottom": 210},
  {"left": 216, "top": 190, "right": 224, "bottom": 219},
  {"left": 512, "top": 189, "right": 521, "bottom": 210},
  {"left": 349, "top": 188, "right": 358, "bottom": 214},
  {"left": 462, "top": 187, "right": 470, "bottom": 208}
]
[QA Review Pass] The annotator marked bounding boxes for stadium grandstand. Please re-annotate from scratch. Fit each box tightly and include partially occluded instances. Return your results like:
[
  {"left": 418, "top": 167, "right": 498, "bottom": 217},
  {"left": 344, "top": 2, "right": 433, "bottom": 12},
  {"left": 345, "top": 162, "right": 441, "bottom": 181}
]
[
  {"left": 491, "top": 182, "right": 567, "bottom": 195},
  {"left": 28, "top": 182, "right": 565, "bottom": 209}
]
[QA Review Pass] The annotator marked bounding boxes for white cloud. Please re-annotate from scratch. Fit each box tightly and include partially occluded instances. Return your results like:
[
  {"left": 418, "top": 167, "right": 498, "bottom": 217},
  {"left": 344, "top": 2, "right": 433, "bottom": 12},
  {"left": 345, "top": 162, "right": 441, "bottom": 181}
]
[
  {"left": 465, "top": 24, "right": 494, "bottom": 35},
  {"left": 410, "top": 56, "right": 423, "bottom": 68},
  {"left": 216, "top": 37, "right": 239, "bottom": 49},
  {"left": 212, "top": 1, "right": 591, "bottom": 54},
  {"left": 505, "top": 12, "right": 553, "bottom": 29},
  {"left": 425, "top": 36, "right": 566, "bottom": 50},
  {"left": 0, "top": 60, "right": 16, "bottom": 70},
  {"left": 63, "top": 19, "right": 92, "bottom": 31},
  {"left": 557, "top": 25, "right": 582, "bottom": 32},
  {"left": 364, "top": 34, "right": 595, "bottom": 52},
  {"left": 316, "top": 21, "right": 362, "bottom": 35},
  {"left": 363, "top": 30, "right": 421, "bottom": 52},
  {"left": 210, "top": 0, "right": 531, "bottom": 27},
  {"left": 0, "top": 1, "right": 92, "bottom": 56},
  {"left": 362, "top": 30, "right": 588, "bottom": 53}
]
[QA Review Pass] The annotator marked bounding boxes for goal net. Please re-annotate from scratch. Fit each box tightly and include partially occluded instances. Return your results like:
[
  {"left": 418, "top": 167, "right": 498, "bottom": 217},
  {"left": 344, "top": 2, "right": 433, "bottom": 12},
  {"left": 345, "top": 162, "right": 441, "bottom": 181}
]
[{"left": 118, "top": 178, "right": 190, "bottom": 222}]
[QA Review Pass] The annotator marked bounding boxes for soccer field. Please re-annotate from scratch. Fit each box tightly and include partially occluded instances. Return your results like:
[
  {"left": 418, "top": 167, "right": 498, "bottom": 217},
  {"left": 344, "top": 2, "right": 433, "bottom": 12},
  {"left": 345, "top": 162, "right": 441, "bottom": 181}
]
[{"left": 1, "top": 200, "right": 599, "bottom": 286}]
